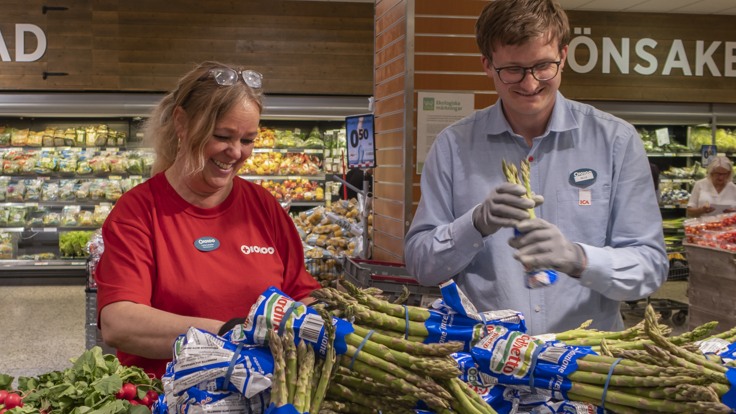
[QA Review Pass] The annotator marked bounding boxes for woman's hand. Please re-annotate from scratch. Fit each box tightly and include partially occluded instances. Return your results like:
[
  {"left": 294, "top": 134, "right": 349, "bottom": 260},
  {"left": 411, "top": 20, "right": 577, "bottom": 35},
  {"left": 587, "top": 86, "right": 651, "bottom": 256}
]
[{"left": 701, "top": 205, "right": 716, "bottom": 215}]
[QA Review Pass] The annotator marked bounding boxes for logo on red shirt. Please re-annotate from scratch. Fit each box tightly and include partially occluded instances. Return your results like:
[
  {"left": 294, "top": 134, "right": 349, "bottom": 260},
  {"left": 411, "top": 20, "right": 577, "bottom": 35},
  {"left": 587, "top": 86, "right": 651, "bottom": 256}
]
[{"left": 241, "top": 245, "right": 275, "bottom": 255}]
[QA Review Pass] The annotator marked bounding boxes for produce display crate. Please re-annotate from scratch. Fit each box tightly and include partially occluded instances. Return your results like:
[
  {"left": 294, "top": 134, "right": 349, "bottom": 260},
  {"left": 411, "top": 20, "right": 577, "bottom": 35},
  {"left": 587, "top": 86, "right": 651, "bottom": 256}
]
[
  {"left": 684, "top": 243, "right": 736, "bottom": 333},
  {"left": 667, "top": 263, "right": 689, "bottom": 281},
  {"left": 342, "top": 258, "right": 441, "bottom": 307}
]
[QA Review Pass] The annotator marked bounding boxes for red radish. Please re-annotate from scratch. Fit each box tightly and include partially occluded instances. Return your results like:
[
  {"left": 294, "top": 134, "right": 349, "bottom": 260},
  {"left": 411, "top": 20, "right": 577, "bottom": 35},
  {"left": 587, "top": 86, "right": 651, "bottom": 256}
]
[
  {"left": 3, "top": 392, "right": 22, "bottom": 409},
  {"left": 146, "top": 389, "right": 158, "bottom": 401},
  {"left": 121, "top": 383, "right": 137, "bottom": 400},
  {"left": 115, "top": 386, "right": 126, "bottom": 399},
  {"left": 0, "top": 389, "right": 7, "bottom": 403}
]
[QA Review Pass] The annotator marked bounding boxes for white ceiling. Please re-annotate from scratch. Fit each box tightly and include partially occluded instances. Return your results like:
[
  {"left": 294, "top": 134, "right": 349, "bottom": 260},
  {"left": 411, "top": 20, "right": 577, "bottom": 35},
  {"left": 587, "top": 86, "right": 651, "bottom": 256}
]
[{"left": 557, "top": 0, "right": 736, "bottom": 15}]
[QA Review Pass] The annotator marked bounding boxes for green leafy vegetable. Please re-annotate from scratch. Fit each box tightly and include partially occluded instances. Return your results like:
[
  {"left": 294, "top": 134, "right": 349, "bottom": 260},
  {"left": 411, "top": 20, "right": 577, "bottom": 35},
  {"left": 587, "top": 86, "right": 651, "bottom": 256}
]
[{"left": 2, "top": 346, "right": 160, "bottom": 414}]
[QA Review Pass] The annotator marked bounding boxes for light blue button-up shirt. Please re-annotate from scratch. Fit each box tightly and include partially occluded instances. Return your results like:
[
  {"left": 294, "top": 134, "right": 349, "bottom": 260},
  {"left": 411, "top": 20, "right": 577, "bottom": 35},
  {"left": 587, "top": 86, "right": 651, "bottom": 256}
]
[{"left": 404, "top": 92, "right": 668, "bottom": 335}]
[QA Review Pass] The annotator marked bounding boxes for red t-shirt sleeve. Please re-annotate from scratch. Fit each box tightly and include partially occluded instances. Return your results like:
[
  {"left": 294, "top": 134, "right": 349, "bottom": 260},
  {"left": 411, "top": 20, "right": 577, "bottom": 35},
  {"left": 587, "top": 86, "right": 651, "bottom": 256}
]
[{"left": 95, "top": 187, "right": 155, "bottom": 319}]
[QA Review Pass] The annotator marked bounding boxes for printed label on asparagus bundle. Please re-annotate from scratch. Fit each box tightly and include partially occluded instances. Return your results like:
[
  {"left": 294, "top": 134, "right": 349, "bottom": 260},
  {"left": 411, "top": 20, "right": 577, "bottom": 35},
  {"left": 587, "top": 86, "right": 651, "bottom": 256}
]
[
  {"left": 264, "top": 402, "right": 300, "bottom": 414},
  {"left": 452, "top": 352, "right": 519, "bottom": 414},
  {"left": 723, "top": 368, "right": 736, "bottom": 408},
  {"left": 525, "top": 269, "right": 558, "bottom": 289},
  {"left": 419, "top": 310, "right": 485, "bottom": 351},
  {"left": 512, "top": 229, "right": 559, "bottom": 289},
  {"left": 169, "top": 328, "right": 274, "bottom": 399},
  {"left": 439, "top": 280, "right": 527, "bottom": 332},
  {"left": 471, "top": 325, "right": 594, "bottom": 399},
  {"left": 698, "top": 338, "right": 736, "bottom": 359},
  {"left": 169, "top": 389, "right": 249, "bottom": 413},
  {"left": 228, "top": 286, "right": 353, "bottom": 356}
]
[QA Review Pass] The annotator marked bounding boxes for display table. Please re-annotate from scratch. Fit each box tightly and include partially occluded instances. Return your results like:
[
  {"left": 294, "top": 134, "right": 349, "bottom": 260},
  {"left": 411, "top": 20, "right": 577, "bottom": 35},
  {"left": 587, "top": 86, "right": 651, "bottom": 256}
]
[{"left": 683, "top": 242, "right": 736, "bottom": 333}]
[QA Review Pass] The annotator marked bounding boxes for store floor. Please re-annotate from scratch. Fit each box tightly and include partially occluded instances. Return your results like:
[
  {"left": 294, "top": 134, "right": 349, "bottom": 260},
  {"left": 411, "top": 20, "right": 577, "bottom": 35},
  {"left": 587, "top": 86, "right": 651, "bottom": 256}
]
[
  {"left": 0, "top": 281, "right": 690, "bottom": 384},
  {"left": 0, "top": 285, "right": 86, "bottom": 385}
]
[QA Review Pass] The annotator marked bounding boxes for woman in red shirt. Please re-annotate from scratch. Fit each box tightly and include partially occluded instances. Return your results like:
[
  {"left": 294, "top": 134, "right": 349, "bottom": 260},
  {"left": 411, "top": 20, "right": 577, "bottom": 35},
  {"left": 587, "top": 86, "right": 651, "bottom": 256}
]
[{"left": 95, "top": 61, "right": 320, "bottom": 378}]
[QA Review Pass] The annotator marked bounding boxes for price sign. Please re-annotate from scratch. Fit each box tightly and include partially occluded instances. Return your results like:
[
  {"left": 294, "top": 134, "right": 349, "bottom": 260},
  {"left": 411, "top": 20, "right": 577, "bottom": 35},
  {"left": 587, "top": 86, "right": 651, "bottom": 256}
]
[
  {"left": 655, "top": 128, "right": 670, "bottom": 146},
  {"left": 345, "top": 114, "right": 376, "bottom": 168}
]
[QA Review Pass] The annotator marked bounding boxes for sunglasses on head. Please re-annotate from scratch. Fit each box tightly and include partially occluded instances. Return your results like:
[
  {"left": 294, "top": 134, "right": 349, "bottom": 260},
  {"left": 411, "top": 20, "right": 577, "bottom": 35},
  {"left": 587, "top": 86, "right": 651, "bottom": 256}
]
[{"left": 203, "top": 67, "right": 263, "bottom": 89}]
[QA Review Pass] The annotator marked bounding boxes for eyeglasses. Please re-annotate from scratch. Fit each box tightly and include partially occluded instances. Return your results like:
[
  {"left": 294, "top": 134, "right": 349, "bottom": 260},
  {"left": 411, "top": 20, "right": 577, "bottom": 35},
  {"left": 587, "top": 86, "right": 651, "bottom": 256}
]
[
  {"left": 204, "top": 67, "right": 263, "bottom": 89},
  {"left": 711, "top": 171, "right": 730, "bottom": 177},
  {"left": 492, "top": 60, "right": 562, "bottom": 84}
]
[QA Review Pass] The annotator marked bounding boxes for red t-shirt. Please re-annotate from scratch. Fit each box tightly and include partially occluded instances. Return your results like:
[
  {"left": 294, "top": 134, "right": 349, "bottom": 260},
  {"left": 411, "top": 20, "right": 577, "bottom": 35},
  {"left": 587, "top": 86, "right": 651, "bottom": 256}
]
[{"left": 95, "top": 172, "right": 320, "bottom": 377}]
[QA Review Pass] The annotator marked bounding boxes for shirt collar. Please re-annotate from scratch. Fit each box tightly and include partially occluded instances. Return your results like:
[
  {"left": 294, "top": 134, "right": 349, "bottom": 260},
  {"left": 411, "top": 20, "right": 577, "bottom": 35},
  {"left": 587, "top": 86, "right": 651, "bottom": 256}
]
[{"left": 486, "top": 91, "right": 580, "bottom": 137}]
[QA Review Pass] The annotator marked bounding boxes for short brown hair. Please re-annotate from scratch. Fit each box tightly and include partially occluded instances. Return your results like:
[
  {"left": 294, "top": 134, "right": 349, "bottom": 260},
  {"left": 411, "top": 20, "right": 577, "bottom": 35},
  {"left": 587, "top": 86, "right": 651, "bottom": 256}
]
[
  {"left": 144, "top": 61, "right": 264, "bottom": 175},
  {"left": 475, "top": 0, "right": 570, "bottom": 61}
]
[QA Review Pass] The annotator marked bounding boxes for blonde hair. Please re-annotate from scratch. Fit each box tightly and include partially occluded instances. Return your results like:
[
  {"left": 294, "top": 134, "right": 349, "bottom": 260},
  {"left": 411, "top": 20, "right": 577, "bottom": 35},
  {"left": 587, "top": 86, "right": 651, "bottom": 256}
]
[
  {"left": 707, "top": 155, "right": 734, "bottom": 179},
  {"left": 475, "top": 0, "right": 570, "bottom": 61},
  {"left": 143, "top": 61, "right": 264, "bottom": 175}
]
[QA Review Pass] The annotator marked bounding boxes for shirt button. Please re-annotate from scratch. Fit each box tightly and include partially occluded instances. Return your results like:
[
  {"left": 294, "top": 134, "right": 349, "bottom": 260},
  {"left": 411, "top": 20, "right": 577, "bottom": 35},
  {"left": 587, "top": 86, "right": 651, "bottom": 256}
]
[
  {"left": 534, "top": 305, "right": 542, "bottom": 312},
  {"left": 447, "top": 267, "right": 452, "bottom": 271},
  {"left": 473, "top": 243, "right": 479, "bottom": 248}
]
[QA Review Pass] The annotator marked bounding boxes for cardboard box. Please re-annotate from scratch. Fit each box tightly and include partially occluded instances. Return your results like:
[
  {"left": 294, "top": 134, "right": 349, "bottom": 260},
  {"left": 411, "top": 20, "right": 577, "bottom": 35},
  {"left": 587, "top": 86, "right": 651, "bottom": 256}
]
[{"left": 684, "top": 243, "right": 736, "bottom": 333}]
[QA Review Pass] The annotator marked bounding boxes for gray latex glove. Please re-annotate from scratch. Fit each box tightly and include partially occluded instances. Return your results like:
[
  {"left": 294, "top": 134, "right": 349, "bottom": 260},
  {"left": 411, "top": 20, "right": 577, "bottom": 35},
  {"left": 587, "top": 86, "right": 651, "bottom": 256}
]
[
  {"left": 472, "top": 183, "right": 543, "bottom": 237},
  {"left": 509, "top": 218, "right": 587, "bottom": 277}
]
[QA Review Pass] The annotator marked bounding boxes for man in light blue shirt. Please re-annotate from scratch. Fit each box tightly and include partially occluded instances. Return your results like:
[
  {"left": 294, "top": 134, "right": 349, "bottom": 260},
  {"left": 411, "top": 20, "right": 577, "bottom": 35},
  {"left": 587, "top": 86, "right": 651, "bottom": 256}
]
[{"left": 404, "top": 0, "right": 668, "bottom": 335}]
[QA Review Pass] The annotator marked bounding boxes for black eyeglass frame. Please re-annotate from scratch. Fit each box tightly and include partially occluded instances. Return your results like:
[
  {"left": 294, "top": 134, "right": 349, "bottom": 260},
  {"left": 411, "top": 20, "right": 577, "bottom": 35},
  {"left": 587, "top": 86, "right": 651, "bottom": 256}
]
[{"left": 492, "top": 60, "right": 562, "bottom": 84}]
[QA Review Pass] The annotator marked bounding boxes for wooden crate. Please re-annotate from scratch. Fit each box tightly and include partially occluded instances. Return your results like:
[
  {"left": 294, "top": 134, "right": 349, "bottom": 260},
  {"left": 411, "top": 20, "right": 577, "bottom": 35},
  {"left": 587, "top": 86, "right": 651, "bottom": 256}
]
[{"left": 684, "top": 243, "right": 736, "bottom": 333}]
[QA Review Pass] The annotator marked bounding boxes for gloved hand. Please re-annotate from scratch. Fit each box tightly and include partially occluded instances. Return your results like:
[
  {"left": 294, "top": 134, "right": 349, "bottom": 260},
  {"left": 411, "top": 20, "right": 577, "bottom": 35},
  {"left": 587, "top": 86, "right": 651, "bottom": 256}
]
[
  {"left": 218, "top": 317, "right": 246, "bottom": 336},
  {"left": 472, "top": 183, "right": 543, "bottom": 237},
  {"left": 509, "top": 218, "right": 587, "bottom": 277}
]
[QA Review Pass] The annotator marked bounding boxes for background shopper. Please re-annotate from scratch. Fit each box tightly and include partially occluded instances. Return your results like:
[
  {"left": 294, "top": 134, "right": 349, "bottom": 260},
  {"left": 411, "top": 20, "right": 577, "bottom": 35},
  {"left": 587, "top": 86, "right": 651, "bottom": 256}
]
[
  {"left": 687, "top": 155, "right": 736, "bottom": 217},
  {"left": 404, "top": 0, "right": 668, "bottom": 335},
  {"left": 95, "top": 61, "right": 319, "bottom": 377}
]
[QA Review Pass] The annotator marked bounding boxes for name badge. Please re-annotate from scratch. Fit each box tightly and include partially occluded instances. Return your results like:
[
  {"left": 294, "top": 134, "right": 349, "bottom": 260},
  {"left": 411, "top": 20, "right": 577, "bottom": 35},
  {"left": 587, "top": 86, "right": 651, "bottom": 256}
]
[
  {"left": 194, "top": 236, "right": 220, "bottom": 252},
  {"left": 569, "top": 168, "right": 597, "bottom": 188}
]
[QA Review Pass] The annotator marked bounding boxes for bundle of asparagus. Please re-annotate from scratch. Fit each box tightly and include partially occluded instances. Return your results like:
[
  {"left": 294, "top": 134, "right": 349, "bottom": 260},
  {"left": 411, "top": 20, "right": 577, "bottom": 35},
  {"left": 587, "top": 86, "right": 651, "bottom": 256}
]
[
  {"left": 268, "top": 309, "right": 337, "bottom": 413},
  {"left": 502, "top": 159, "right": 558, "bottom": 288},
  {"left": 471, "top": 304, "right": 736, "bottom": 413},
  {"left": 546, "top": 316, "right": 721, "bottom": 353},
  {"left": 310, "top": 282, "right": 497, "bottom": 414}
]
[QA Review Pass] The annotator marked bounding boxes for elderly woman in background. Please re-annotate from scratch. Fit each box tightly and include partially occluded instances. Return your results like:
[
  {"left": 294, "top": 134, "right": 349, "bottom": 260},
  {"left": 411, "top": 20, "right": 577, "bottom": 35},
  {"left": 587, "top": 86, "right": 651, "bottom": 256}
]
[{"left": 687, "top": 155, "right": 736, "bottom": 218}]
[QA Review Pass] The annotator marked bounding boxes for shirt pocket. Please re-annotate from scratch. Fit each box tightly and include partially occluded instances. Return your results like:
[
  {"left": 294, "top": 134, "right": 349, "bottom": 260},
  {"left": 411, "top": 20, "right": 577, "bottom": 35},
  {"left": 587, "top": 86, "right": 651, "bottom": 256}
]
[{"left": 554, "top": 184, "right": 611, "bottom": 246}]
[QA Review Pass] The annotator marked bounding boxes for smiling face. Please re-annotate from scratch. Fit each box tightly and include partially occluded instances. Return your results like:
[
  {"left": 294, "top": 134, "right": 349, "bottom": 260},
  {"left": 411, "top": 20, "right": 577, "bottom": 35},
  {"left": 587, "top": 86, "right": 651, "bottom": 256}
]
[
  {"left": 482, "top": 35, "right": 567, "bottom": 137},
  {"left": 169, "top": 100, "right": 260, "bottom": 207}
]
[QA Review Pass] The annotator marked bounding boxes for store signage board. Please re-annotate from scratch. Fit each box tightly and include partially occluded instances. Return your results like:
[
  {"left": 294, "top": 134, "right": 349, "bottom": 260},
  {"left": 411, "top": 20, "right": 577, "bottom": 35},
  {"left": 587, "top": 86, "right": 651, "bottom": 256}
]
[
  {"left": 0, "top": 24, "right": 46, "bottom": 62},
  {"left": 416, "top": 91, "right": 475, "bottom": 174},
  {"left": 345, "top": 114, "right": 376, "bottom": 169},
  {"left": 561, "top": 11, "right": 736, "bottom": 103}
]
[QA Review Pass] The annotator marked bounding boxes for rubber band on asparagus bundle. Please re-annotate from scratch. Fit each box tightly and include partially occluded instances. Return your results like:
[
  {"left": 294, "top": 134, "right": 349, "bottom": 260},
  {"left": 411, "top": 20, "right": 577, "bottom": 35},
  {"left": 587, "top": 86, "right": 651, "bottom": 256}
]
[
  {"left": 348, "top": 329, "right": 375, "bottom": 370},
  {"left": 527, "top": 343, "right": 545, "bottom": 394},
  {"left": 221, "top": 342, "right": 245, "bottom": 392},
  {"left": 600, "top": 357, "right": 623, "bottom": 411},
  {"left": 503, "top": 159, "right": 558, "bottom": 289},
  {"left": 277, "top": 301, "right": 303, "bottom": 337}
]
